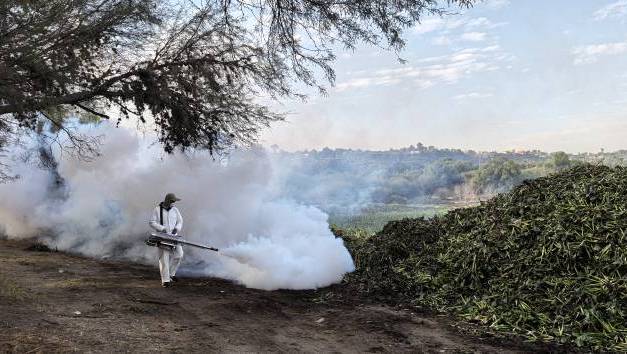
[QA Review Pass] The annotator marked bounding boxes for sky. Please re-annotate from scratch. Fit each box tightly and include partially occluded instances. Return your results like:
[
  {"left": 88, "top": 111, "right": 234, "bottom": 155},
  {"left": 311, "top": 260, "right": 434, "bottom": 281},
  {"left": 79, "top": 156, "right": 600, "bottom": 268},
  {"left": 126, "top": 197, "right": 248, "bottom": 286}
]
[{"left": 259, "top": 0, "right": 627, "bottom": 153}]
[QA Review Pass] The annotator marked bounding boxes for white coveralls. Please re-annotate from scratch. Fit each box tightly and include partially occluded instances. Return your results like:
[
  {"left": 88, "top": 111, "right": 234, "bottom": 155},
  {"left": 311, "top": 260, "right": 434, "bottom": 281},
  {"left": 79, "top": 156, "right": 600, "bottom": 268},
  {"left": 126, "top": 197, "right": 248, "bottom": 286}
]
[{"left": 149, "top": 204, "right": 184, "bottom": 283}]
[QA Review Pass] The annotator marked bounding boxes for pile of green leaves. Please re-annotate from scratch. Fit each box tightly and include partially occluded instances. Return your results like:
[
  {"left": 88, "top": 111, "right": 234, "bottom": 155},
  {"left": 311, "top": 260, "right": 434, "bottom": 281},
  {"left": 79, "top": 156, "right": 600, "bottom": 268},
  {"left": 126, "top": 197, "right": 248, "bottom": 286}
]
[{"left": 345, "top": 164, "right": 627, "bottom": 351}]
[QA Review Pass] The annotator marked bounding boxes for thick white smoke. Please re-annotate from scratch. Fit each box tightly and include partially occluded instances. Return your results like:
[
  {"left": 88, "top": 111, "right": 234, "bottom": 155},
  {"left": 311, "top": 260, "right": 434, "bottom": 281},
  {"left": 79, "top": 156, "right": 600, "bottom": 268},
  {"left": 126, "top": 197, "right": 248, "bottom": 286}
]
[{"left": 0, "top": 122, "right": 354, "bottom": 290}]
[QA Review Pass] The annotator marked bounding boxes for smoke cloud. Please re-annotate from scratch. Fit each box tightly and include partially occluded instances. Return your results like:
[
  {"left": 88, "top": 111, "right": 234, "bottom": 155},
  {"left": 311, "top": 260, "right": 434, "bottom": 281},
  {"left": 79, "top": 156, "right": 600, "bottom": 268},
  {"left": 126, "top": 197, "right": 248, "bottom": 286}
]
[{"left": 0, "top": 122, "right": 355, "bottom": 290}]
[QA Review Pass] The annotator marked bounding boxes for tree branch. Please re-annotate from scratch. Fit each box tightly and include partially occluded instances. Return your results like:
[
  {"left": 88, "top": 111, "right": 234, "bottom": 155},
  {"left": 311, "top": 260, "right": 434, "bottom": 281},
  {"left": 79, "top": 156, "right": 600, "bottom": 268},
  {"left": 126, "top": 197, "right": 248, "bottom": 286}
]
[{"left": 75, "top": 103, "right": 110, "bottom": 120}]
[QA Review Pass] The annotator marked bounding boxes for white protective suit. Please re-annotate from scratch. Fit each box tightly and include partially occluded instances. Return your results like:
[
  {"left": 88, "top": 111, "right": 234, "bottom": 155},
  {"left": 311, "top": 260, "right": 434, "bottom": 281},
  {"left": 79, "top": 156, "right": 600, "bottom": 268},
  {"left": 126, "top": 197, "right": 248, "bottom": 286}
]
[{"left": 149, "top": 203, "right": 184, "bottom": 283}]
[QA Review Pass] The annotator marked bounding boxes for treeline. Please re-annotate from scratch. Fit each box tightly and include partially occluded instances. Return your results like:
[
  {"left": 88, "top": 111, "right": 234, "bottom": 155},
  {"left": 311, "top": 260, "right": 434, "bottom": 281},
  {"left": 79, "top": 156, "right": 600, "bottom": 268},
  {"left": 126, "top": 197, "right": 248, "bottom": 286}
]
[
  {"left": 371, "top": 152, "right": 577, "bottom": 204},
  {"left": 272, "top": 144, "right": 627, "bottom": 211}
]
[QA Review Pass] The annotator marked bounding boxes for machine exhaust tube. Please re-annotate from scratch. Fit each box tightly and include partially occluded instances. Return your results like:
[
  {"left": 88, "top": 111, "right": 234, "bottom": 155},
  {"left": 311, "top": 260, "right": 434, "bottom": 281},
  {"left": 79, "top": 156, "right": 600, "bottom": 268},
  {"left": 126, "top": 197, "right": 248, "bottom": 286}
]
[{"left": 146, "top": 232, "right": 219, "bottom": 253}]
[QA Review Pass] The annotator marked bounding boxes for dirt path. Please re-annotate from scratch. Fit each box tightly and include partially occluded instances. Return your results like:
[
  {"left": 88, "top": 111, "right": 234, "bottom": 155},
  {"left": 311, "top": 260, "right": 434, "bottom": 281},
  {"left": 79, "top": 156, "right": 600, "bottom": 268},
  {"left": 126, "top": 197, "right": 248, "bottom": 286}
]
[{"left": 0, "top": 239, "right": 555, "bottom": 353}]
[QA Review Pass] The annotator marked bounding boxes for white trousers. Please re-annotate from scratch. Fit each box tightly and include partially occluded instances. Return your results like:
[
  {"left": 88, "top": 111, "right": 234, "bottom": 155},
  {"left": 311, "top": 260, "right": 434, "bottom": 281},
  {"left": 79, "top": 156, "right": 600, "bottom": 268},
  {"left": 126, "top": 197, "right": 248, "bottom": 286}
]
[{"left": 158, "top": 245, "right": 184, "bottom": 283}]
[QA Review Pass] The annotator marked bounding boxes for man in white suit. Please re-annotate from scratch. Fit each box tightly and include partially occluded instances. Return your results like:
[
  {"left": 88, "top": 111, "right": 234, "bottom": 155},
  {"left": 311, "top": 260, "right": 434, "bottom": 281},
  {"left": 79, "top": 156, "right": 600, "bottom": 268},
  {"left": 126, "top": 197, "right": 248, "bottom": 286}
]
[{"left": 149, "top": 193, "right": 184, "bottom": 287}]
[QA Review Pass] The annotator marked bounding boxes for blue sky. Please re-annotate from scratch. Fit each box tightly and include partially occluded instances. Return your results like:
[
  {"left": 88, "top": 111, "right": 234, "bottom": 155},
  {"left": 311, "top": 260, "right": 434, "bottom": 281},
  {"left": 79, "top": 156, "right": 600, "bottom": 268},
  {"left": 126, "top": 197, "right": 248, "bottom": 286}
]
[{"left": 260, "top": 0, "right": 627, "bottom": 153}]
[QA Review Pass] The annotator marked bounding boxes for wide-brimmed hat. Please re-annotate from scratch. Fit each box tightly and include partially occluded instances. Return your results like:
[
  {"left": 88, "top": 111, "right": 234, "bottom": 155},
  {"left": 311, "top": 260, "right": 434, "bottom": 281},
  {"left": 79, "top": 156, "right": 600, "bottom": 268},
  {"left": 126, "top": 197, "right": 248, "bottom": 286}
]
[{"left": 164, "top": 193, "right": 181, "bottom": 203}]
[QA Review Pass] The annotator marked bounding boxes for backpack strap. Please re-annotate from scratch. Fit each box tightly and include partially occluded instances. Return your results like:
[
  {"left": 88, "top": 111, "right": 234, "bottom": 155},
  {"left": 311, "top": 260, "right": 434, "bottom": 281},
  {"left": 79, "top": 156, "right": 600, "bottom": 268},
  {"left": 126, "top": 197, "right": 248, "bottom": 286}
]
[{"left": 159, "top": 204, "right": 164, "bottom": 226}]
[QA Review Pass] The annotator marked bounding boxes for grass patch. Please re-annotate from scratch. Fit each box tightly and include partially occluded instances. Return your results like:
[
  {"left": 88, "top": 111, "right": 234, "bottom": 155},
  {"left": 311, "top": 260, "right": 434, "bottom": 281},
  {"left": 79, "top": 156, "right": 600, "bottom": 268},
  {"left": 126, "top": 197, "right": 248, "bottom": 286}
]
[
  {"left": 45, "top": 278, "right": 112, "bottom": 289},
  {"left": 0, "top": 273, "right": 28, "bottom": 301},
  {"left": 329, "top": 203, "right": 454, "bottom": 234}
]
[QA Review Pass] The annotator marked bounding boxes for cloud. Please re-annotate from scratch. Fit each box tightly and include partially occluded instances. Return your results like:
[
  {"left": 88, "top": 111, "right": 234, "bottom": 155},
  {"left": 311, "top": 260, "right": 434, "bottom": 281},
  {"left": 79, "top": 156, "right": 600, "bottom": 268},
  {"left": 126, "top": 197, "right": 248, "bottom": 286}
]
[
  {"left": 338, "top": 13, "right": 511, "bottom": 91},
  {"left": 432, "top": 36, "right": 452, "bottom": 46},
  {"left": 420, "top": 16, "right": 505, "bottom": 46},
  {"left": 413, "top": 15, "right": 507, "bottom": 35},
  {"left": 484, "top": 0, "right": 511, "bottom": 10},
  {"left": 460, "top": 31, "right": 488, "bottom": 42},
  {"left": 335, "top": 76, "right": 402, "bottom": 92},
  {"left": 465, "top": 17, "right": 508, "bottom": 29},
  {"left": 453, "top": 92, "right": 494, "bottom": 100},
  {"left": 414, "top": 17, "right": 446, "bottom": 34},
  {"left": 572, "top": 40, "right": 627, "bottom": 64},
  {"left": 594, "top": 1, "right": 627, "bottom": 20},
  {"left": 334, "top": 45, "right": 513, "bottom": 92}
]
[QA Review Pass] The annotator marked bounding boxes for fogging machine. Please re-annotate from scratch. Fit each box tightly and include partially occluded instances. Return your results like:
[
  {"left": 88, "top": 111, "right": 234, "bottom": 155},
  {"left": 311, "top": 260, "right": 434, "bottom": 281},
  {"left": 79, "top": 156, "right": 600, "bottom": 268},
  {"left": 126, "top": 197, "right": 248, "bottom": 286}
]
[{"left": 145, "top": 232, "right": 219, "bottom": 252}]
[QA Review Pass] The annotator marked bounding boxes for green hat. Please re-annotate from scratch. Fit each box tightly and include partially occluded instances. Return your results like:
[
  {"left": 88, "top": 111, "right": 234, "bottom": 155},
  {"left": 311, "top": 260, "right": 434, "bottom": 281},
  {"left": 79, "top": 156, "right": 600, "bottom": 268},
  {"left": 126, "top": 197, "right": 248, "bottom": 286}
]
[{"left": 164, "top": 193, "right": 181, "bottom": 203}]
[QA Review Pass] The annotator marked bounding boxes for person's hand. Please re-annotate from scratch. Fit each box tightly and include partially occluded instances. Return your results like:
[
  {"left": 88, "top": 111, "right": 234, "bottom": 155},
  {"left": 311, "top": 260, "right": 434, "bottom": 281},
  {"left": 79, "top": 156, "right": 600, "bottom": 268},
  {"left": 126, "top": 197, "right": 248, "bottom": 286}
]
[{"left": 172, "top": 228, "right": 178, "bottom": 235}]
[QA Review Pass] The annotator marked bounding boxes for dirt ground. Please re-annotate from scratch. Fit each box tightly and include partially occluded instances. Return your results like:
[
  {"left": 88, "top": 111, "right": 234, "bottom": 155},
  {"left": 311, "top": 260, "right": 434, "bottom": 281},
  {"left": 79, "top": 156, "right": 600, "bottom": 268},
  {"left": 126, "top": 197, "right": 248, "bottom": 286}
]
[{"left": 0, "top": 238, "right": 567, "bottom": 353}]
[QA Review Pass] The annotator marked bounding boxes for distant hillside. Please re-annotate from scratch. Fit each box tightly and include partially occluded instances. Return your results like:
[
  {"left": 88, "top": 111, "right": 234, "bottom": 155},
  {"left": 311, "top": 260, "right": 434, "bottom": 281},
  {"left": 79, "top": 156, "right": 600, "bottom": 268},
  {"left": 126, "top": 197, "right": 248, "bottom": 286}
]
[{"left": 269, "top": 144, "right": 626, "bottom": 213}]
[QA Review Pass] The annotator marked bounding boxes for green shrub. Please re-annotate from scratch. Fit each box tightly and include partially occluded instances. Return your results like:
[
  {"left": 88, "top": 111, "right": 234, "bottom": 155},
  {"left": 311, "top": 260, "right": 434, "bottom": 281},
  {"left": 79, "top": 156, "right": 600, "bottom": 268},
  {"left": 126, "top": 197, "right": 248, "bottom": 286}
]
[{"left": 346, "top": 164, "right": 627, "bottom": 351}]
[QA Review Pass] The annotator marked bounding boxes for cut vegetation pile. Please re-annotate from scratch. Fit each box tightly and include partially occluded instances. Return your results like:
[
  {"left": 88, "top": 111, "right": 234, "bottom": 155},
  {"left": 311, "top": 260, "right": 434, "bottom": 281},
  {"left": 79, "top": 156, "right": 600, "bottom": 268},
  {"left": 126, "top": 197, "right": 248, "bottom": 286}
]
[{"left": 345, "top": 164, "right": 627, "bottom": 351}]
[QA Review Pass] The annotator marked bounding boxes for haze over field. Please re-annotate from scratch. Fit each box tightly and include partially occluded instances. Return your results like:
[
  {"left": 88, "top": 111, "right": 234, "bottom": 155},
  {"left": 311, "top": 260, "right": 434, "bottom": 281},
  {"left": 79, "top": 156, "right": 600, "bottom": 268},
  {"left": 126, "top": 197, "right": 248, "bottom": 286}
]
[
  {"left": 0, "top": 124, "right": 355, "bottom": 290},
  {"left": 262, "top": 0, "right": 627, "bottom": 153}
]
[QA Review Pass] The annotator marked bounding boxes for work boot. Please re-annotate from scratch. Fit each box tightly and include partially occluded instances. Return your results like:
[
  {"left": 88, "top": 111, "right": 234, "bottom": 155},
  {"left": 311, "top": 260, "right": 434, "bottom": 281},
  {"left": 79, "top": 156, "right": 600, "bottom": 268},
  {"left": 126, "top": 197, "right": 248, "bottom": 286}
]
[
  {"left": 171, "top": 276, "right": 179, "bottom": 282},
  {"left": 162, "top": 281, "right": 172, "bottom": 288}
]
